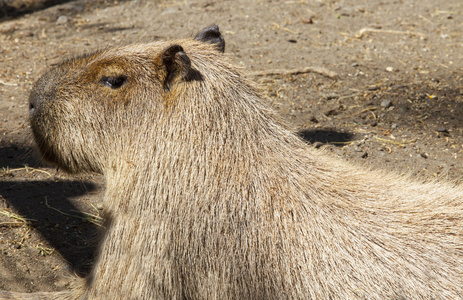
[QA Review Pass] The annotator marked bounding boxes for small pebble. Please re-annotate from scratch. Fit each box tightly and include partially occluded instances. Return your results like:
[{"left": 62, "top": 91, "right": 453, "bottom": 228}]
[
  {"left": 380, "top": 99, "right": 392, "bottom": 108},
  {"left": 391, "top": 124, "right": 397, "bottom": 129},
  {"left": 386, "top": 67, "right": 394, "bottom": 72},
  {"left": 361, "top": 152, "right": 368, "bottom": 158},
  {"left": 56, "top": 16, "right": 68, "bottom": 25},
  {"left": 324, "top": 109, "right": 338, "bottom": 116},
  {"left": 302, "top": 18, "right": 313, "bottom": 24}
]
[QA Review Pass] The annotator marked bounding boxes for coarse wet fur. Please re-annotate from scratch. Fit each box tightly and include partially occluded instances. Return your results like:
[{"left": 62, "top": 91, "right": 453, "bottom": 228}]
[{"left": 2, "top": 25, "right": 463, "bottom": 299}]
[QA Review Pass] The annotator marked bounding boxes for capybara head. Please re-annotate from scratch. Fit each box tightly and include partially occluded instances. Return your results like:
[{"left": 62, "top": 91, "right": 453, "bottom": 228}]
[{"left": 29, "top": 25, "right": 238, "bottom": 174}]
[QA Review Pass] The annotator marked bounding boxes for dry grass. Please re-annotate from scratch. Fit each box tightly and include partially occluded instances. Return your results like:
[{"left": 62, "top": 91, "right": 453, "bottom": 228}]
[
  {"left": 44, "top": 197, "right": 103, "bottom": 227},
  {"left": 1, "top": 166, "right": 53, "bottom": 178},
  {"left": 0, "top": 209, "right": 33, "bottom": 227}
]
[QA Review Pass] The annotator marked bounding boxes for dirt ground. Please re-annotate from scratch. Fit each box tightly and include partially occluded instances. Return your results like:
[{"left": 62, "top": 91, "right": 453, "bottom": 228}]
[{"left": 0, "top": 0, "right": 462, "bottom": 293}]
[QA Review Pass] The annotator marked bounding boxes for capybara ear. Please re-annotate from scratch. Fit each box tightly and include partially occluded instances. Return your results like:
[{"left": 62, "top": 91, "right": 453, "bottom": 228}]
[
  {"left": 194, "top": 25, "right": 225, "bottom": 53},
  {"left": 161, "top": 44, "right": 192, "bottom": 90}
]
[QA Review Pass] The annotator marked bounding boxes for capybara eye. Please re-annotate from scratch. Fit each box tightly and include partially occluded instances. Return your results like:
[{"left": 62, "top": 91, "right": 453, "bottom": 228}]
[{"left": 100, "top": 75, "right": 127, "bottom": 89}]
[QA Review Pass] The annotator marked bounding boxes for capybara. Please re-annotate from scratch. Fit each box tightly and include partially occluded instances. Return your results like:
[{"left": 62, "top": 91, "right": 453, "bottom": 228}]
[{"left": 2, "top": 25, "right": 462, "bottom": 299}]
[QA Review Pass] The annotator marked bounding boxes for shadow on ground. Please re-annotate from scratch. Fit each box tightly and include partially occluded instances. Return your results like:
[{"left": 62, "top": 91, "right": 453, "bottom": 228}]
[
  {"left": 1, "top": 179, "right": 99, "bottom": 276},
  {"left": 0, "top": 0, "right": 129, "bottom": 21},
  {"left": 0, "top": 0, "right": 73, "bottom": 19},
  {"left": 298, "top": 129, "right": 354, "bottom": 146},
  {"left": 378, "top": 81, "right": 463, "bottom": 132},
  {"left": 0, "top": 144, "right": 43, "bottom": 170}
]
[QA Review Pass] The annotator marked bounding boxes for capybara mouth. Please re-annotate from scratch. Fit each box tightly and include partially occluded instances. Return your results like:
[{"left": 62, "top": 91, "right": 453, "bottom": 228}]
[{"left": 30, "top": 120, "right": 60, "bottom": 166}]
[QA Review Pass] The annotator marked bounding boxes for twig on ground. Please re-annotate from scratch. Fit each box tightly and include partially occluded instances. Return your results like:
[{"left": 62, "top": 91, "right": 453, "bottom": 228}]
[
  {"left": 0, "top": 79, "right": 18, "bottom": 86},
  {"left": 0, "top": 209, "right": 34, "bottom": 227},
  {"left": 337, "top": 92, "right": 362, "bottom": 102},
  {"left": 1, "top": 166, "right": 53, "bottom": 177},
  {"left": 250, "top": 66, "right": 338, "bottom": 79},
  {"left": 272, "top": 23, "right": 299, "bottom": 34},
  {"left": 0, "top": 210, "right": 30, "bottom": 223},
  {"left": 355, "top": 28, "right": 427, "bottom": 39},
  {"left": 36, "top": 244, "right": 55, "bottom": 256},
  {"left": 340, "top": 107, "right": 379, "bottom": 119},
  {"left": 0, "top": 222, "right": 25, "bottom": 227},
  {"left": 418, "top": 15, "right": 434, "bottom": 25},
  {"left": 330, "top": 141, "right": 357, "bottom": 145},
  {"left": 374, "top": 136, "right": 417, "bottom": 146},
  {"left": 45, "top": 197, "right": 103, "bottom": 226}
]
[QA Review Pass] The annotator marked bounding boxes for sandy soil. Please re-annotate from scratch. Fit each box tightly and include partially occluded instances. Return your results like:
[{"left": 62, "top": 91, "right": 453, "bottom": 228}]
[{"left": 0, "top": 0, "right": 462, "bottom": 293}]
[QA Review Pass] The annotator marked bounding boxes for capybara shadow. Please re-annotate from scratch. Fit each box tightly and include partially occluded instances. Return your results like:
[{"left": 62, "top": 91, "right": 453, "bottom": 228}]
[
  {"left": 0, "top": 144, "right": 43, "bottom": 170},
  {"left": 1, "top": 179, "right": 99, "bottom": 277}
]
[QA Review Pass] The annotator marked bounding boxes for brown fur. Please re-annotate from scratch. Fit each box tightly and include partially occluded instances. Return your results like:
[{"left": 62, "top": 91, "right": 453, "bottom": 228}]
[{"left": 6, "top": 26, "right": 463, "bottom": 299}]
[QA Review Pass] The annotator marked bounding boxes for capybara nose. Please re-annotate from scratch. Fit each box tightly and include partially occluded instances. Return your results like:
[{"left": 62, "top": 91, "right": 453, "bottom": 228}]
[
  {"left": 28, "top": 88, "right": 46, "bottom": 116},
  {"left": 28, "top": 68, "right": 60, "bottom": 116}
]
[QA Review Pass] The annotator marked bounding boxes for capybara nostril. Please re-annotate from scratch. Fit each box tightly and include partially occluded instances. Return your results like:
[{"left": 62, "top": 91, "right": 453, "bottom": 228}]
[{"left": 29, "top": 100, "right": 35, "bottom": 114}]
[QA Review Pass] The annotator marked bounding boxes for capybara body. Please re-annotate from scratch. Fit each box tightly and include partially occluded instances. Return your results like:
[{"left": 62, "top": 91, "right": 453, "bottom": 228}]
[{"left": 18, "top": 26, "right": 463, "bottom": 299}]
